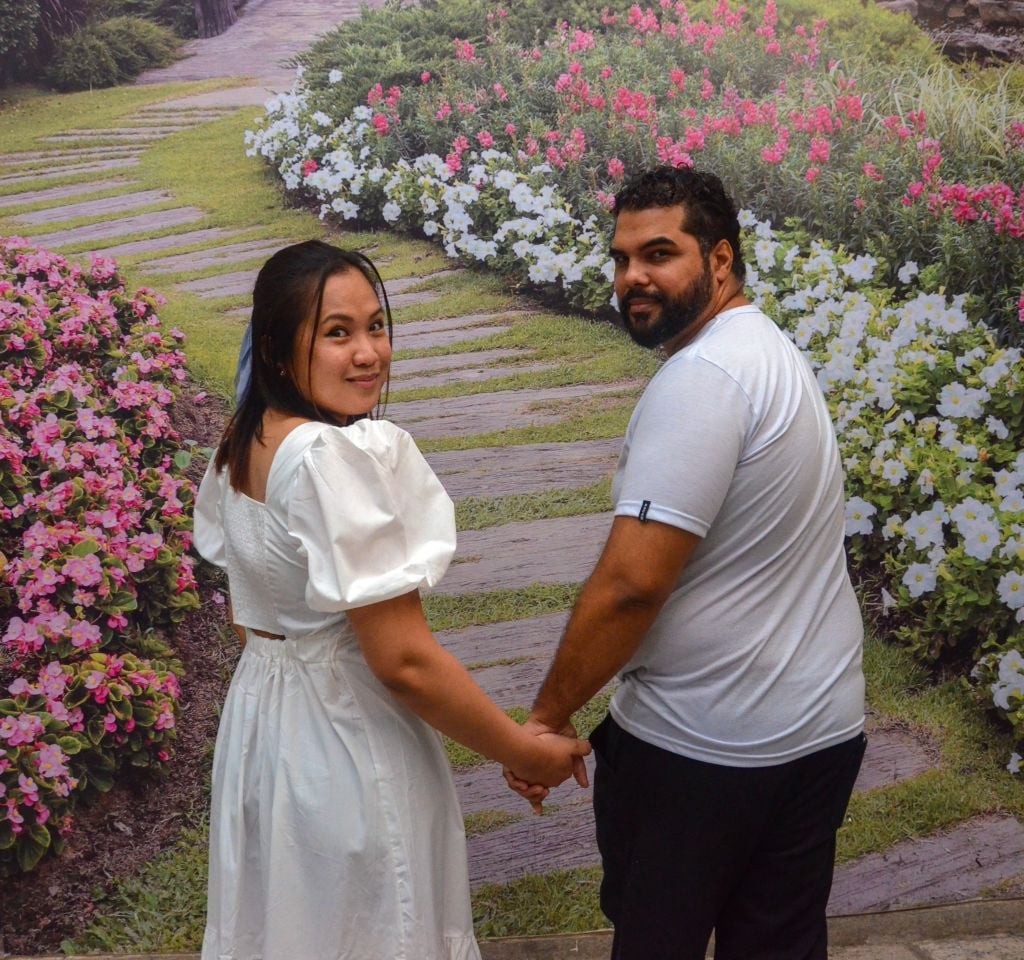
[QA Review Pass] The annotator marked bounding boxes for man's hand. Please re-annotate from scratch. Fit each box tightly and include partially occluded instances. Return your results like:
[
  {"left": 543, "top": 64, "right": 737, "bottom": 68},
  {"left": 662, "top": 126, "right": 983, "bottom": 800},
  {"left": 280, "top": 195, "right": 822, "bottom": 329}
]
[{"left": 503, "top": 716, "right": 590, "bottom": 814}]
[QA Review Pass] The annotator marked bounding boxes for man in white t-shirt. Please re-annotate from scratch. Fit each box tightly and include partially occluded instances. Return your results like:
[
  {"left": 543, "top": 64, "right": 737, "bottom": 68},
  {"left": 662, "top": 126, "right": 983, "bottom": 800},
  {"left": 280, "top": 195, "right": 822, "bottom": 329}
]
[{"left": 506, "top": 167, "right": 866, "bottom": 960}]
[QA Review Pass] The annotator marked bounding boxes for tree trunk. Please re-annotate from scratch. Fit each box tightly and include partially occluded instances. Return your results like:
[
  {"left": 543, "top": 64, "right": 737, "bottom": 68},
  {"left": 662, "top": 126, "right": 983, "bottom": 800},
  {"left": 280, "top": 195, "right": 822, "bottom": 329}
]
[{"left": 194, "top": 0, "right": 238, "bottom": 38}]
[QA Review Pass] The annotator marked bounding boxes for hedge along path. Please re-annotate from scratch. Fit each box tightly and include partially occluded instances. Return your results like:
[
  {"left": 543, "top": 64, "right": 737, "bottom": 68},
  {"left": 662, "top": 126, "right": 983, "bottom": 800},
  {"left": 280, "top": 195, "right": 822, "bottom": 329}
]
[{"left": 1, "top": 1, "right": 1022, "bottom": 946}]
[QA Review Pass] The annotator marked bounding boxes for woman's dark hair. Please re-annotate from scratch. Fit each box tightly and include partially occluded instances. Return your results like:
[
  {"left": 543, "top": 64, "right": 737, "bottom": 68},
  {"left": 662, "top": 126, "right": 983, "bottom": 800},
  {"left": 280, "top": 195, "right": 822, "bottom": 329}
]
[
  {"left": 214, "top": 240, "right": 393, "bottom": 490},
  {"left": 614, "top": 166, "right": 746, "bottom": 281}
]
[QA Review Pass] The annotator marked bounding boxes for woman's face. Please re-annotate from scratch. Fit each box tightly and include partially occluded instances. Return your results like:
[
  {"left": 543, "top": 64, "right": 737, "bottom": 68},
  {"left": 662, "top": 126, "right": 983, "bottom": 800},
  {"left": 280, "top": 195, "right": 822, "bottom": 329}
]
[{"left": 291, "top": 269, "right": 392, "bottom": 421}]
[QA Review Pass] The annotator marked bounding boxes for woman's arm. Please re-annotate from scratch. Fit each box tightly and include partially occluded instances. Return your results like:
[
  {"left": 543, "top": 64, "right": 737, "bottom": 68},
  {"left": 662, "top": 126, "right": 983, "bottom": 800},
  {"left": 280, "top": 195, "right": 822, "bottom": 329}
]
[
  {"left": 346, "top": 590, "right": 590, "bottom": 789},
  {"left": 226, "top": 597, "right": 246, "bottom": 648}
]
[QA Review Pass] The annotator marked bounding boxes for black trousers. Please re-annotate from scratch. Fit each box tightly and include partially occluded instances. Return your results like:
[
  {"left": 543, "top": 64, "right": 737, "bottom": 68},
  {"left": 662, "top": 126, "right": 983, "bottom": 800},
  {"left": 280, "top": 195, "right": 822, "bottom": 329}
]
[{"left": 591, "top": 715, "right": 866, "bottom": 960}]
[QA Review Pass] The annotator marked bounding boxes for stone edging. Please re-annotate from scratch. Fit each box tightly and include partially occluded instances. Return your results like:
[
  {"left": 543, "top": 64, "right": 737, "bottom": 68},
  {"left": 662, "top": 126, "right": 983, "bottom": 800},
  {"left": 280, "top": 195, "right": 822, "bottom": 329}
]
[{"left": 6, "top": 898, "right": 1022, "bottom": 960}]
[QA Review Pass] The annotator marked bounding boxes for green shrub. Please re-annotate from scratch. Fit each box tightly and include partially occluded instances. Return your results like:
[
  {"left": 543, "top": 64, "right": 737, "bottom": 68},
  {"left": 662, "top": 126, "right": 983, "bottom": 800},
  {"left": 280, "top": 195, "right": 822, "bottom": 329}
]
[
  {"left": 0, "top": 0, "right": 42, "bottom": 82},
  {"left": 46, "top": 14, "right": 177, "bottom": 90}
]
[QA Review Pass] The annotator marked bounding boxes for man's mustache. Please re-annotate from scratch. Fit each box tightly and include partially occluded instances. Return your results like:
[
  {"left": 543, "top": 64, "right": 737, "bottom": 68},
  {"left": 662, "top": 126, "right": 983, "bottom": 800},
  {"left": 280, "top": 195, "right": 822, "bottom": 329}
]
[{"left": 619, "top": 289, "right": 666, "bottom": 313}]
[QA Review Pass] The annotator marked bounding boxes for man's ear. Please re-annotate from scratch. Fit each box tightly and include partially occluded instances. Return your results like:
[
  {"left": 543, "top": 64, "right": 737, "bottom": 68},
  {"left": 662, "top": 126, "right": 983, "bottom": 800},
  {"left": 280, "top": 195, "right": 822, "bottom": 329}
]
[{"left": 710, "top": 238, "right": 734, "bottom": 282}]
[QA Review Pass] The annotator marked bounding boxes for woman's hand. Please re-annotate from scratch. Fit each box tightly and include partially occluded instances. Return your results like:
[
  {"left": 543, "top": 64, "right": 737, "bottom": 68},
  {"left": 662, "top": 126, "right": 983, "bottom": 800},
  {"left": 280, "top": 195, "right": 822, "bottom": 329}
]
[{"left": 505, "top": 720, "right": 591, "bottom": 813}]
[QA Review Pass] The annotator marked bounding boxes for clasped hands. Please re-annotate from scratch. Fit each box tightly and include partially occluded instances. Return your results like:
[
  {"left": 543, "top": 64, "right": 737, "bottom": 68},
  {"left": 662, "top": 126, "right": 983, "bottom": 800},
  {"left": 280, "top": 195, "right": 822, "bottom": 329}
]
[{"left": 503, "top": 716, "right": 591, "bottom": 815}]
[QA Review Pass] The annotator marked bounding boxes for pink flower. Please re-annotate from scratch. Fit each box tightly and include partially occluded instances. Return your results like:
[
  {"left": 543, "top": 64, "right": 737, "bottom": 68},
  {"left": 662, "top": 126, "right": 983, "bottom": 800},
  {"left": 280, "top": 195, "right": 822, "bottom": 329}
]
[
  {"left": 35, "top": 743, "right": 69, "bottom": 779},
  {"left": 103, "top": 713, "right": 118, "bottom": 734},
  {"left": 808, "top": 138, "right": 830, "bottom": 165},
  {"left": 805, "top": 166, "right": 821, "bottom": 183},
  {"left": 504, "top": 123, "right": 517, "bottom": 136},
  {"left": 862, "top": 162, "right": 883, "bottom": 182},
  {"left": 477, "top": 130, "right": 495, "bottom": 148},
  {"left": 420, "top": 71, "right": 431, "bottom": 83},
  {"left": 301, "top": 159, "right": 318, "bottom": 177},
  {"left": 372, "top": 113, "right": 390, "bottom": 135},
  {"left": 608, "top": 157, "right": 626, "bottom": 180}
]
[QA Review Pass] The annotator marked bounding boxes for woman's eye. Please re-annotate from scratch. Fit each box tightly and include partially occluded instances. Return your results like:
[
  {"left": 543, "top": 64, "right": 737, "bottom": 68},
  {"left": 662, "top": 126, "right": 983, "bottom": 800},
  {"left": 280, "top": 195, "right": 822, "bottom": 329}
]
[{"left": 327, "top": 326, "right": 348, "bottom": 338}]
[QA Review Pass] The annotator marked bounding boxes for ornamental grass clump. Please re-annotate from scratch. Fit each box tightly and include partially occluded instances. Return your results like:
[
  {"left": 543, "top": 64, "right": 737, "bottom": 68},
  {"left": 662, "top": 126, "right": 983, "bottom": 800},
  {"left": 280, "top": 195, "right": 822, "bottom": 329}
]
[
  {"left": 250, "top": 0, "right": 1024, "bottom": 337},
  {"left": 0, "top": 238, "right": 198, "bottom": 874}
]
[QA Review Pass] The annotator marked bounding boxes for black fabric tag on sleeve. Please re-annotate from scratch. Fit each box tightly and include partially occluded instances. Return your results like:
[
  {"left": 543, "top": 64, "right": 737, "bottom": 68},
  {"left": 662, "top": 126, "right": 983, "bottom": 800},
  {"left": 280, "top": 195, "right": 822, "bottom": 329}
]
[{"left": 639, "top": 500, "right": 651, "bottom": 522}]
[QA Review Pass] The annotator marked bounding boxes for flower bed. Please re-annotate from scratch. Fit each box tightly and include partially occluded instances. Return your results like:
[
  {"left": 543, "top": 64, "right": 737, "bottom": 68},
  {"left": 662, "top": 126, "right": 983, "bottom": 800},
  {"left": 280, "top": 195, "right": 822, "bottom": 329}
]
[
  {"left": 739, "top": 221, "right": 1024, "bottom": 754},
  {"left": 249, "top": 0, "right": 1024, "bottom": 337},
  {"left": 0, "top": 238, "right": 198, "bottom": 874}
]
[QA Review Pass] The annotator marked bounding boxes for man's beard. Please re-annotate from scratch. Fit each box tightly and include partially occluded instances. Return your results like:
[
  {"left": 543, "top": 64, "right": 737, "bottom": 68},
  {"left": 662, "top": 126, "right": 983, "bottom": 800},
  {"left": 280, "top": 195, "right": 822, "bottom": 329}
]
[{"left": 618, "top": 260, "right": 713, "bottom": 349}]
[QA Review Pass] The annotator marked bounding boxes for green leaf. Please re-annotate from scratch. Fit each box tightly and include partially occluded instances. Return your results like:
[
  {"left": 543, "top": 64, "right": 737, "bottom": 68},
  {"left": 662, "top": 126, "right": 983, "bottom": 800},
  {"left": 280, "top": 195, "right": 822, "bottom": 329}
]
[
  {"left": 70, "top": 539, "right": 101, "bottom": 557},
  {"left": 16, "top": 836, "right": 47, "bottom": 872},
  {"left": 87, "top": 715, "right": 107, "bottom": 746},
  {"left": 88, "top": 768, "right": 114, "bottom": 793},
  {"left": 27, "top": 822, "right": 51, "bottom": 851},
  {"left": 58, "top": 736, "right": 83, "bottom": 755},
  {"left": 173, "top": 449, "right": 192, "bottom": 470}
]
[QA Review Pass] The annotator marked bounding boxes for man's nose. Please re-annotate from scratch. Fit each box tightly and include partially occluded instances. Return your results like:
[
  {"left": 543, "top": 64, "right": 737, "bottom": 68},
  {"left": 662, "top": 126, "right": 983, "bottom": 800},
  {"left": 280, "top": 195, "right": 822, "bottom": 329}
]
[{"left": 621, "top": 259, "right": 650, "bottom": 289}]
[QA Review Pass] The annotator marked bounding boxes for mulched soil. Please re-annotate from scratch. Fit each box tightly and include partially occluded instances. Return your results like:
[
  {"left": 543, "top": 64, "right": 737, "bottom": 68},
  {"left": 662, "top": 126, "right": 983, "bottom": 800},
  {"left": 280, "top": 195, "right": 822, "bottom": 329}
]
[{"left": 1, "top": 385, "right": 232, "bottom": 957}]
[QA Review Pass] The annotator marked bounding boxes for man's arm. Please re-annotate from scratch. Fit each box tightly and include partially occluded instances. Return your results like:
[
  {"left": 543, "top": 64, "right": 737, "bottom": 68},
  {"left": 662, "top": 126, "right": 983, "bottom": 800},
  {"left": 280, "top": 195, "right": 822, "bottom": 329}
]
[{"left": 530, "top": 514, "right": 701, "bottom": 732}]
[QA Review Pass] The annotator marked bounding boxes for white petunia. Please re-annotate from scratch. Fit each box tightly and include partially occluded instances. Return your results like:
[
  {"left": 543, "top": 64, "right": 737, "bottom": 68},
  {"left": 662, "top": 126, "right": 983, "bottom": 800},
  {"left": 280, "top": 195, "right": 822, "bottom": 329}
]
[
  {"left": 840, "top": 254, "right": 877, "bottom": 283},
  {"left": 897, "top": 260, "right": 919, "bottom": 283},
  {"left": 997, "top": 571, "right": 1024, "bottom": 610},
  {"left": 328, "top": 69, "right": 344, "bottom": 83},
  {"left": 1008, "top": 752, "right": 1022, "bottom": 775},
  {"left": 986, "top": 416, "right": 1009, "bottom": 440},
  {"left": 962, "top": 521, "right": 1001, "bottom": 561},
  {"left": 422, "top": 220, "right": 439, "bottom": 236},
  {"left": 902, "top": 563, "right": 937, "bottom": 598},
  {"left": 881, "top": 458, "right": 908, "bottom": 485},
  {"left": 844, "top": 497, "right": 876, "bottom": 536}
]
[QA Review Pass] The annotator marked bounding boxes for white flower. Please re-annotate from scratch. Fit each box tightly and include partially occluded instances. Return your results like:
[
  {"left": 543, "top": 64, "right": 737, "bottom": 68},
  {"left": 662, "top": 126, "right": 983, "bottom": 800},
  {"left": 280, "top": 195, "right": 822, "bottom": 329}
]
[
  {"left": 738, "top": 208, "right": 758, "bottom": 227},
  {"left": 951, "top": 498, "right": 996, "bottom": 530},
  {"left": 1008, "top": 752, "right": 1022, "bottom": 774},
  {"left": 422, "top": 220, "right": 439, "bottom": 237},
  {"left": 998, "top": 571, "right": 1024, "bottom": 610},
  {"left": 998, "top": 649, "right": 1024, "bottom": 680},
  {"left": 903, "top": 507, "right": 946, "bottom": 549},
  {"left": 903, "top": 563, "right": 937, "bottom": 598},
  {"left": 881, "top": 588, "right": 897, "bottom": 614},
  {"left": 962, "top": 521, "right": 1001, "bottom": 561},
  {"left": 840, "top": 254, "right": 877, "bottom": 283},
  {"left": 1000, "top": 489, "right": 1024, "bottom": 514},
  {"left": 881, "top": 458, "right": 908, "bottom": 485},
  {"left": 328, "top": 69, "right": 344, "bottom": 84},
  {"left": 986, "top": 416, "right": 1009, "bottom": 440},
  {"left": 936, "top": 383, "right": 987, "bottom": 419},
  {"left": 844, "top": 497, "right": 876, "bottom": 536},
  {"left": 897, "top": 260, "right": 919, "bottom": 284}
]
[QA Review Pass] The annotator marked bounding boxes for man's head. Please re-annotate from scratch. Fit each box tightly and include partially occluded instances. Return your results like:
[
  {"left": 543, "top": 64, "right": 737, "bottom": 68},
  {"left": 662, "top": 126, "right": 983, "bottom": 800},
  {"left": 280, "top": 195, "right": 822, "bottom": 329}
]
[{"left": 611, "top": 167, "right": 746, "bottom": 353}]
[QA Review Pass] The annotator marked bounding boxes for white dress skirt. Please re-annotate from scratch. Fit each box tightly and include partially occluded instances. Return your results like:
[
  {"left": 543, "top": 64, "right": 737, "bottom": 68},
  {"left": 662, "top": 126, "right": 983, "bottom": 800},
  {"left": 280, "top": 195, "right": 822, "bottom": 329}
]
[{"left": 194, "top": 420, "right": 482, "bottom": 960}]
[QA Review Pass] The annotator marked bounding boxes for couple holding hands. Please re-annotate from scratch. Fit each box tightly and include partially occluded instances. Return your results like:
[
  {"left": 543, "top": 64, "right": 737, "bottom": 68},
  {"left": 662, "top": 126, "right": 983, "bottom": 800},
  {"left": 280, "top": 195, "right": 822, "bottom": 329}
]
[{"left": 194, "top": 167, "right": 865, "bottom": 960}]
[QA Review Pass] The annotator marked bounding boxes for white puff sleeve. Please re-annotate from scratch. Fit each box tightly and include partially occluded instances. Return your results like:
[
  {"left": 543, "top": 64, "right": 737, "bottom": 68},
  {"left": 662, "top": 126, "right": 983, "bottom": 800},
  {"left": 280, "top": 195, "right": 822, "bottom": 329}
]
[
  {"left": 193, "top": 457, "right": 228, "bottom": 570},
  {"left": 287, "top": 421, "right": 456, "bottom": 611}
]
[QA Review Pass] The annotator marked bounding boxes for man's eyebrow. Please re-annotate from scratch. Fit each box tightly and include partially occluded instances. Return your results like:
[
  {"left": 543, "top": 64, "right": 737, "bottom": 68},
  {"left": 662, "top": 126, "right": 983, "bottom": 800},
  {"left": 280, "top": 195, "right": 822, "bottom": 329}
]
[{"left": 609, "top": 235, "right": 680, "bottom": 257}]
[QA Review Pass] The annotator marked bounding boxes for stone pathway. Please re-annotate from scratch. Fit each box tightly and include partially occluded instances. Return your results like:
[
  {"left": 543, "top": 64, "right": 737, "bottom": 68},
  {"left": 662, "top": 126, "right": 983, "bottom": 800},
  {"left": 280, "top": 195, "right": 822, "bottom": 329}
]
[{"left": 3, "top": 0, "right": 1023, "bottom": 946}]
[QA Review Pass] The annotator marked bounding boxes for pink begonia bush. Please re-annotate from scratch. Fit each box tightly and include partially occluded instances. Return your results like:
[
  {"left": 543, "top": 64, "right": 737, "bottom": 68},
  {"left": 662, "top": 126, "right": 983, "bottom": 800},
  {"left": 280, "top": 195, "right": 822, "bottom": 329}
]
[{"left": 0, "top": 237, "right": 198, "bottom": 874}]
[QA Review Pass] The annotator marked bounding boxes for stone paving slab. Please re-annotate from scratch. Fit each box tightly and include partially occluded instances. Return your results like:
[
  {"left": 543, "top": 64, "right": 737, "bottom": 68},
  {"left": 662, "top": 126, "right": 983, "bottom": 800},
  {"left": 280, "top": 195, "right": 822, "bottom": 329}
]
[
  {"left": 468, "top": 799, "right": 601, "bottom": 887},
  {"left": 394, "top": 360, "right": 557, "bottom": 393},
  {"left": 396, "top": 323, "right": 512, "bottom": 352},
  {"left": 0, "top": 146, "right": 139, "bottom": 163},
  {"left": 83, "top": 227, "right": 246, "bottom": 260},
  {"left": 384, "top": 268, "right": 461, "bottom": 294},
  {"left": 0, "top": 178, "right": 133, "bottom": 210},
  {"left": 389, "top": 382, "right": 641, "bottom": 440},
  {"left": 0, "top": 158, "right": 140, "bottom": 186},
  {"left": 27, "top": 207, "right": 206, "bottom": 248},
  {"left": 426, "top": 438, "right": 621, "bottom": 499},
  {"left": 42, "top": 129, "right": 184, "bottom": 142},
  {"left": 829, "top": 815, "right": 1024, "bottom": 914},
  {"left": 12, "top": 189, "right": 173, "bottom": 226},
  {"left": 176, "top": 267, "right": 259, "bottom": 296},
  {"left": 395, "top": 310, "right": 532, "bottom": 338},
  {"left": 439, "top": 613, "right": 570, "bottom": 665},
  {"left": 439, "top": 513, "right": 610, "bottom": 594},
  {"left": 854, "top": 725, "right": 939, "bottom": 792},
  {"left": 391, "top": 348, "right": 534, "bottom": 377},
  {"left": 0, "top": 150, "right": 138, "bottom": 170},
  {"left": 137, "top": 238, "right": 293, "bottom": 273},
  {"left": 387, "top": 287, "right": 443, "bottom": 309}
]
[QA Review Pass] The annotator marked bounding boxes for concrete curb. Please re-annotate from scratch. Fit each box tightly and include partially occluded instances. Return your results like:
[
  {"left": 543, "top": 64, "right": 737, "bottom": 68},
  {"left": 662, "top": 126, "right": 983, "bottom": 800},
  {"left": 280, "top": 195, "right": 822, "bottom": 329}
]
[{"left": 6, "top": 898, "right": 1022, "bottom": 960}]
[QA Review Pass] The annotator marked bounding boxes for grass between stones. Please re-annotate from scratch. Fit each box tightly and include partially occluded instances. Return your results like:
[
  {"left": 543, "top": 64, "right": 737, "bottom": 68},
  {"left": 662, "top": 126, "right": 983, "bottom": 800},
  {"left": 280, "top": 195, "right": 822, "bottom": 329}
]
[{"left": 455, "top": 479, "right": 613, "bottom": 531}]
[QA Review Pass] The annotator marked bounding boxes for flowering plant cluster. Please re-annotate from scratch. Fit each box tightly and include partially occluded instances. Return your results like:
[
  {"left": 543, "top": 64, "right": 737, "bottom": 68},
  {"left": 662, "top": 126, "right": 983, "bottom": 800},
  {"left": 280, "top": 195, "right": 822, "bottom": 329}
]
[
  {"left": 0, "top": 237, "right": 198, "bottom": 874},
  {"left": 249, "top": 0, "right": 1024, "bottom": 335},
  {"left": 739, "top": 216, "right": 1024, "bottom": 759}
]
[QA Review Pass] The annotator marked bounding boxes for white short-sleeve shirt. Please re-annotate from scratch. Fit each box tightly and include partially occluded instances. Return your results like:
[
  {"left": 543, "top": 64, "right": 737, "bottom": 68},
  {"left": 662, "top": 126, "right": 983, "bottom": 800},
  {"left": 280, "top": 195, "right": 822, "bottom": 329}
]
[{"left": 609, "top": 305, "right": 865, "bottom": 767}]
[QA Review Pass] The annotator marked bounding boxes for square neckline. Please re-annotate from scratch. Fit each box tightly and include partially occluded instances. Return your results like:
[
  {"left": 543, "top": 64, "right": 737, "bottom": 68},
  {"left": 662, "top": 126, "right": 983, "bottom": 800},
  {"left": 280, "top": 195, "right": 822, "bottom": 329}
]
[{"left": 232, "top": 420, "right": 323, "bottom": 507}]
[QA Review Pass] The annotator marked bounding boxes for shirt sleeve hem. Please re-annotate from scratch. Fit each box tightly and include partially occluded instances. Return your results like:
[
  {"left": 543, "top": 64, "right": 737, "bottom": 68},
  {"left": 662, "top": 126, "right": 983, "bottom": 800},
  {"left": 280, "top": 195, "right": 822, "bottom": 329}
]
[{"left": 614, "top": 500, "right": 710, "bottom": 537}]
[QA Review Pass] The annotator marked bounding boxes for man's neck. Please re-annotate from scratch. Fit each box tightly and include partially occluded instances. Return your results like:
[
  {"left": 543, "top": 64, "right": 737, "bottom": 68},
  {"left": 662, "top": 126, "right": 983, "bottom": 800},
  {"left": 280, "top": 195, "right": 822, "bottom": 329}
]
[{"left": 663, "top": 284, "right": 751, "bottom": 357}]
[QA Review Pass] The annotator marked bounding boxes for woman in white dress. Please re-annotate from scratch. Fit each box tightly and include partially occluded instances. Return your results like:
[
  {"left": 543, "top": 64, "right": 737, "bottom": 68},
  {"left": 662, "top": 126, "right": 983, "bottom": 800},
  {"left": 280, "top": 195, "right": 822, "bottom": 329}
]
[{"left": 193, "top": 240, "right": 590, "bottom": 960}]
